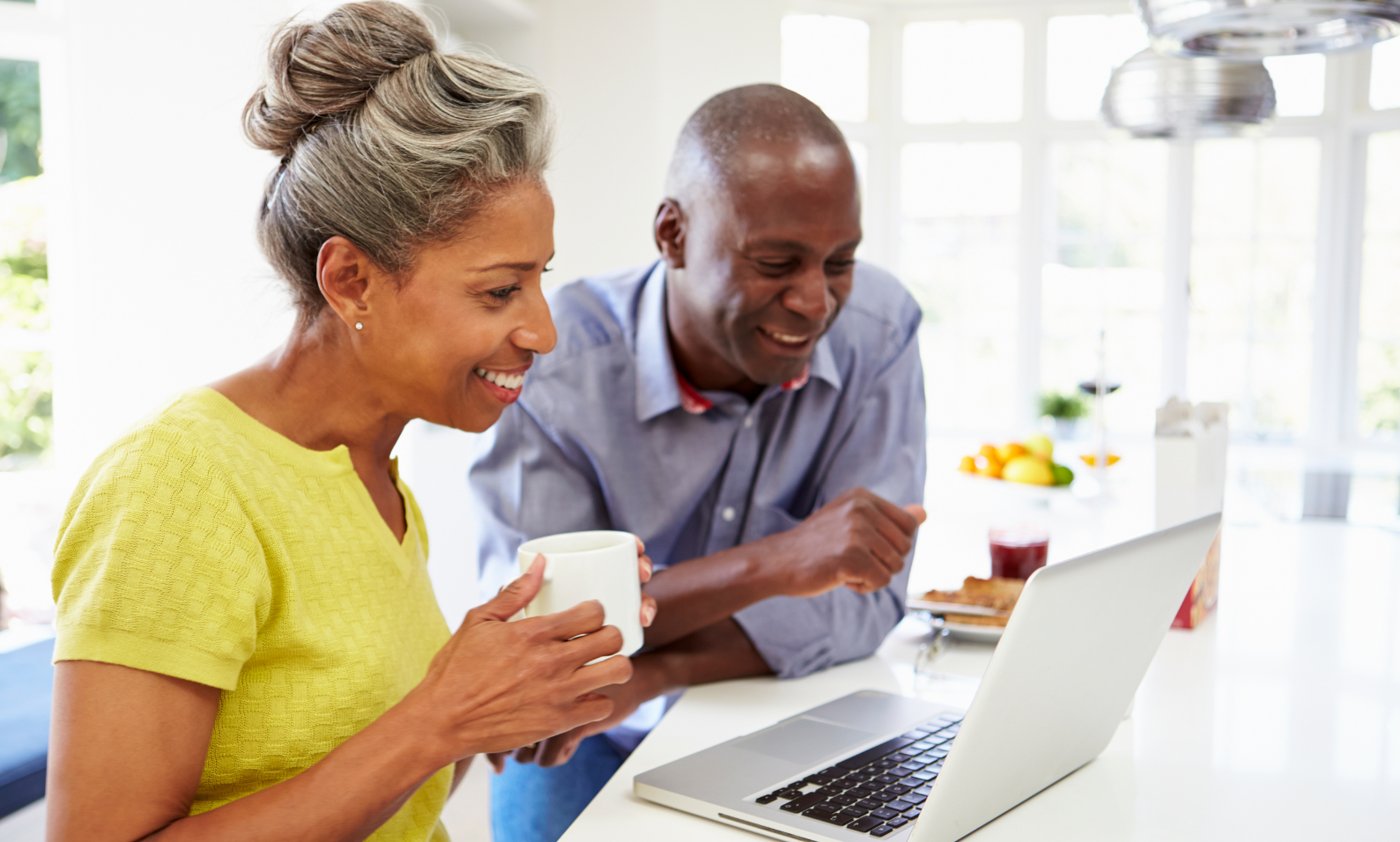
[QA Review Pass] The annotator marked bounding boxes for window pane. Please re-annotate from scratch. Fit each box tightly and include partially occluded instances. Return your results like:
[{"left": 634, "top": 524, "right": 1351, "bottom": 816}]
[
  {"left": 899, "top": 142, "right": 1020, "bottom": 432},
  {"left": 0, "top": 59, "right": 42, "bottom": 184},
  {"left": 1370, "top": 37, "right": 1400, "bottom": 110},
  {"left": 781, "top": 15, "right": 869, "bottom": 123},
  {"left": 1358, "top": 130, "right": 1400, "bottom": 438},
  {"left": 0, "top": 58, "right": 48, "bottom": 470},
  {"left": 903, "top": 20, "right": 1022, "bottom": 124},
  {"left": 1190, "top": 138, "right": 1320, "bottom": 438},
  {"left": 1044, "top": 141, "right": 1168, "bottom": 435},
  {"left": 1263, "top": 54, "right": 1326, "bottom": 116},
  {"left": 1046, "top": 14, "right": 1148, "bottom": 121}
]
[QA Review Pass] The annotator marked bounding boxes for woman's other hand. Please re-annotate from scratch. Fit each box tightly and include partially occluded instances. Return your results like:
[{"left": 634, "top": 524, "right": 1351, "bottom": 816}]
[
  {"left": 637, "top": 536, "right": 657, "bottom": 628},
  {"left": 404, "top": 557, "right": 632, "bottom": 764}
]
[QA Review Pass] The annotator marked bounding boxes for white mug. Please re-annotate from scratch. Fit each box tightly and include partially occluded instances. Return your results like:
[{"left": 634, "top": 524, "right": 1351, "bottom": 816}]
[{"left": 516, "top": 530, "right": 644, "bottom": 658}]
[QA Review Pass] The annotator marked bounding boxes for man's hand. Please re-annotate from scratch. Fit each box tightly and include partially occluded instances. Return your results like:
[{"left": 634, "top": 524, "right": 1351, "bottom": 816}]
[
  {"left": 492, "top": 655, "right": 670, "bottom": 771},
  {"left": 767, "top": 488, "right": 926, "bottom": 598}
]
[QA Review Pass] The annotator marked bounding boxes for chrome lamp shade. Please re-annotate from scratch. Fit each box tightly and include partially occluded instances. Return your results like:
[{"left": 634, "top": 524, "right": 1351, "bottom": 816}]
[
  {"left": 1101, "top": 49, "right": 1277, "bottom": 138},
  {"left": 1138, "top": 0, "right": 1400, "bottom": 58}
]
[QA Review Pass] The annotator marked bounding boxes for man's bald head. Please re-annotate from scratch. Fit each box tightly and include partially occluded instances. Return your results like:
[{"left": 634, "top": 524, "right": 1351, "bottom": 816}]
[
  {"left": 664, "top": 84, "right": 854, "bottom": 203},
  {"left": 654, "top": 84, "right": 863, "bottom": 398}
]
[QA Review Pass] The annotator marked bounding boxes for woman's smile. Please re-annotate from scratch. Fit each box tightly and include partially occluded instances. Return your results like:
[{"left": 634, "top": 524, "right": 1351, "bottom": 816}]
[{"left": 474, "top": 364, "right": 530, "bottom": 403}]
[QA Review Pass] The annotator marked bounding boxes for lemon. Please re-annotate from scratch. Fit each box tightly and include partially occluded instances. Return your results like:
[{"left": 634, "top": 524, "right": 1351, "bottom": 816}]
[
  {"left": 1023, "top": 434, "right": 1053, "bottom": 460},
  {"left": 996, "top": 442, "right": 1028, "bottom": 463},
  {"left": 1002, "top": 455, "right": 1054, "bottom": 485}
]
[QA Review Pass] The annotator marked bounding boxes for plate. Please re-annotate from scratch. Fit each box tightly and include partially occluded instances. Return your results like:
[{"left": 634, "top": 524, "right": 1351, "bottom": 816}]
[{"left": 911, "top": 609, "right": 1005, "bottom": 644}]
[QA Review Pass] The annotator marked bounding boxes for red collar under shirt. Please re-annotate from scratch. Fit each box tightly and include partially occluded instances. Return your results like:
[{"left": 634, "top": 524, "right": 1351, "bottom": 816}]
[{"left": 673, "top": 364, "right": 812, "bottom": 415}]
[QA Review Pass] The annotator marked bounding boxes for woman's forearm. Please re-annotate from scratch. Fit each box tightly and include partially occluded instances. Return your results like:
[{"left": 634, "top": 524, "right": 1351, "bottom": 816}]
[{"left": 143, "top": 702, "right": 451, "bottom": 842}]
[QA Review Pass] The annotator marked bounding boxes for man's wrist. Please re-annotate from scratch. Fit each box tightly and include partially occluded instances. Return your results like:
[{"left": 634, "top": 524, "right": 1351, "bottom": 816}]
[
  {"left": 741, "top": 531, "right": 797, "bottom": 599},
  {"left": 632, "top": 651, "right": 682, "bottom": 700}
]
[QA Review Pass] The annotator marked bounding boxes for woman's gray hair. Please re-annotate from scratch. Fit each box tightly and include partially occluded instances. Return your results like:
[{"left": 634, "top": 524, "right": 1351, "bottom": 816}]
[{"left": 243, "top": 1, "right": 551, "bottom": 322}]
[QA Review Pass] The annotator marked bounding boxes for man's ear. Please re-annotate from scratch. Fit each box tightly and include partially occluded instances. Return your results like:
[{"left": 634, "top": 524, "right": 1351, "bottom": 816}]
[
  {"left": 317, "top": 236, "right": 373, "bottom": 330},
  {"left": 653, "top": 199, "right": 687, "bottom": 269}
]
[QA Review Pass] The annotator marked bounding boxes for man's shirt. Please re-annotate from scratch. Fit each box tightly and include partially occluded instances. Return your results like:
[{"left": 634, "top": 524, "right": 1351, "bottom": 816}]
[{"left": 470, "top": 259, "right": 927, "bottom": 686}]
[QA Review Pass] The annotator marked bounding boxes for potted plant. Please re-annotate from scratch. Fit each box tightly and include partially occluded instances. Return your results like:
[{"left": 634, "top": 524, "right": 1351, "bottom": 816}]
[{"left": 1039, "top": 390, "right": 1088, "bottom": 441}]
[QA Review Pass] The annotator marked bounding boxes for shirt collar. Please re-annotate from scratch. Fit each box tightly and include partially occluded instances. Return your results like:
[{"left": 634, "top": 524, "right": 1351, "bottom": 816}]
[{"left": 634, "top": 262, "right": 842, "bottom": 421}]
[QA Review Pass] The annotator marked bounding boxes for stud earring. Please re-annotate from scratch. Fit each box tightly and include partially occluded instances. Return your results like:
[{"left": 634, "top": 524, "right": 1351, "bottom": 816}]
[{"left": 354, "top": 322, "right": 364, "bottom": 331}]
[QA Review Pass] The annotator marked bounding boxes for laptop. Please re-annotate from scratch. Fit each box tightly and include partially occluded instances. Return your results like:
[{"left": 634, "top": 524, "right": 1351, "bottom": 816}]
[{"left": 634, "top": 513, "right": 1221, "bottom": 842}]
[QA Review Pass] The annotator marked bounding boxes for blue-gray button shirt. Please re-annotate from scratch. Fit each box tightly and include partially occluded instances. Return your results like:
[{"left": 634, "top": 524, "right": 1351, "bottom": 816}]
[{"left": 469, "top": 260, "right": 927, "bottom": 681}]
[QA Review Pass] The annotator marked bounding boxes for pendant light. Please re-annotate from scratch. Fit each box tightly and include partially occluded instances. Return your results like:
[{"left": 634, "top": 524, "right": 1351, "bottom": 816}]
[
  {"left": 1101, "top": 48, "right": 1277, "bottom": 138},
  {"left": 1137, "top": 0, "right": 1400, "bottom": 59}
]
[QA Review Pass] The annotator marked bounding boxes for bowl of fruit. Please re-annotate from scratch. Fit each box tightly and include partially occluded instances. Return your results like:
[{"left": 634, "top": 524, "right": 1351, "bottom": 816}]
[{"left": 957, "top": 434, "right": 1075, "bottom": 487}]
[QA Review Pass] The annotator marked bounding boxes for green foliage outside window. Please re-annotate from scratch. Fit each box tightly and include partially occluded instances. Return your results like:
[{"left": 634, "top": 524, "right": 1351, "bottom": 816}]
[
  {"left": 0, "top": 351, "right": 51, "bottom": 467},
  {"left": 0, "top": 55, "right": 49, "bottom": 468},
  {"left": 0, "top": 246, "right": 47, "bottom": 330},
  {"left": 0, "top": 59, "right": 42, "bottom": 184},
  {"left": 1361, "top": 345, "right": 1400, "bottom": 434}
]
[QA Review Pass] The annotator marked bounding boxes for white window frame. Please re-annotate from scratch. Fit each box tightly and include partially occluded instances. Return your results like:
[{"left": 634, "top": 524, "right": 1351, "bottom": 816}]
[{"left": 786, "top": 0, "right": 1400, "bottom": 458}]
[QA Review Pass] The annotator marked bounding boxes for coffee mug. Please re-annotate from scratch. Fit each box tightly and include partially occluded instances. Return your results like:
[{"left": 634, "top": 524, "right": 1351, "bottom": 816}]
[{"left": 517, "top": 530, "right": 644, "bottom": 658}]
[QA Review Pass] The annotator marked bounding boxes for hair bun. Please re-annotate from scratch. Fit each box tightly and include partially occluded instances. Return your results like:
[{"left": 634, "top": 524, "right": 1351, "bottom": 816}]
[{"left": 243, "top": 1, "right": 436, "bottom": 156}]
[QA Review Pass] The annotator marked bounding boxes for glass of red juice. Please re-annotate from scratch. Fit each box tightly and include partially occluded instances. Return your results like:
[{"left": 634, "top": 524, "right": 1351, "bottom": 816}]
[{"left": 989, "top": 524, "right": 1049, "bottom": 579}]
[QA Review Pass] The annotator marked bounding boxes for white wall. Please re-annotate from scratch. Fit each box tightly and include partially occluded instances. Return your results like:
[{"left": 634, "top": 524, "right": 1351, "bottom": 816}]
[
  {"left": 522, "top": 0, "right": 784, "bottom": 283},
  {"left": 51, "top": 1, "right": 309, "bottom": 473}
]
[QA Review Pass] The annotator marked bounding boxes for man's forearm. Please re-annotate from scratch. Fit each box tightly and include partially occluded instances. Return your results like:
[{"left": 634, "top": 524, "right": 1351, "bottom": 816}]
[
  {"left": 643, "top": 539, "right": 786, "bottom": 648},
  {"left": 643, "top": 618, "right": 773, "bottom": 694}
]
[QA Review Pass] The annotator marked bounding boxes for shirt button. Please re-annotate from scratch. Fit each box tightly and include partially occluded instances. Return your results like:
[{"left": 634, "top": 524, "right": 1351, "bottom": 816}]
[
  {"left": 721, "top": 506, "right": 737, "bottom": 522},
  {"left": 744, "top": 415, "right": 754, "bottom": 428}
]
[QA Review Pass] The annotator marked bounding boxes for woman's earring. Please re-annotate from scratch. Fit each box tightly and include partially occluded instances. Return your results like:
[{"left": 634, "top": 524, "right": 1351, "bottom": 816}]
[{"left": 355, "top": 322, "right": 364, "bottom": 331}]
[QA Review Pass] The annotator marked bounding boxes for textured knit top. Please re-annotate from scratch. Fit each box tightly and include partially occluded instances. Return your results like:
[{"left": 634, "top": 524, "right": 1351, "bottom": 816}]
[{"left": 51, "top": 388, "right": 453, "bottom": 841}]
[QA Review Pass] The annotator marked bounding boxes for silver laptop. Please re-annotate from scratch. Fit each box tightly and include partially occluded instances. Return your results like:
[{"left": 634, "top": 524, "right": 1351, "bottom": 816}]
[{"left": 634, "top": 513, "right": 1221, "bottom": 842}]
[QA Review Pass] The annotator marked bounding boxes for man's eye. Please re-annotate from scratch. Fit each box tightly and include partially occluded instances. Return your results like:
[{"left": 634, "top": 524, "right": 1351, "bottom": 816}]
[
  {"left": 826, "top": 259, "right": 856, "bottom": 273},
  {"left": 757, "top": 260, "right": 795, "bottom": 272},
  {"left": 488, "top": 285, "right": 522, "bottom": 301}
]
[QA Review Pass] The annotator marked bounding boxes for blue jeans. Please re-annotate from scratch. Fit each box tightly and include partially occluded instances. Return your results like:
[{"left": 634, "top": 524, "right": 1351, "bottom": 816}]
[{"left": 490, "top": 735, "right": 627, "bottom": 842}]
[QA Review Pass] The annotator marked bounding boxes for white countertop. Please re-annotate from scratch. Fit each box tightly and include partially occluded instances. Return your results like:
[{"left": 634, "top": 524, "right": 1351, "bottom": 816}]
[{"left": 561, "top": 518, "right": 1400, "bottom": 841}]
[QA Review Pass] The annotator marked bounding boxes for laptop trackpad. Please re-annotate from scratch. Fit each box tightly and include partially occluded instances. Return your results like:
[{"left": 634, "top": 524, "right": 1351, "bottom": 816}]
[{"left": 733, "top": 717, "right": 877, "bottom": 766}]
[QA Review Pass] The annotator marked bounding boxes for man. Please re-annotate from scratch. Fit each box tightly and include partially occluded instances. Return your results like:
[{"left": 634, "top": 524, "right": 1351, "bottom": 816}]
[{"left": 470, "top": 84, "right": 927, "bottom": 842}]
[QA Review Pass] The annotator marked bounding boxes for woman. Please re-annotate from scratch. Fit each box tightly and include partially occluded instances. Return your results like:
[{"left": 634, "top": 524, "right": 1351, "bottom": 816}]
[{"left": 46, "top": 4, "right": 651, "bottom": 840}]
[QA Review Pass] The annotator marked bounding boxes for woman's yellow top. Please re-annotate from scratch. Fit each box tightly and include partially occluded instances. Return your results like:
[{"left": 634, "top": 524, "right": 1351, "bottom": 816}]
[{"left": 51, "top": 388, "right": 453, "bottom": 841}]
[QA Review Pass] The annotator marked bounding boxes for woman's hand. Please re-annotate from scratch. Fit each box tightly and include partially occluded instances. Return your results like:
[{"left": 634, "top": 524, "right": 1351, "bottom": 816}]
[
  {"left": 402, "top": 557, "right": 633, "bottom": 764},
  {"left": 638, "top": 536, "right": 658, "bottom": 629},
  {"left": 485, "top": 534, "right": 658, "bottom": 773}
]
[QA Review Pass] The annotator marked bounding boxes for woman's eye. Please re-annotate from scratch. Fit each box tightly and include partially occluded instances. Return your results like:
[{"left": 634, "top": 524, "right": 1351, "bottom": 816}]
[{"left": 488, "top": 285, "right": 522, "bottom": 301}]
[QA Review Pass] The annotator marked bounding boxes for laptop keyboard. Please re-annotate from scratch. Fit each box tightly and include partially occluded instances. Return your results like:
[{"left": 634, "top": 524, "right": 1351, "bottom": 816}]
[{"left": 751, "top": 713, "right": 962, "bottom": 837}]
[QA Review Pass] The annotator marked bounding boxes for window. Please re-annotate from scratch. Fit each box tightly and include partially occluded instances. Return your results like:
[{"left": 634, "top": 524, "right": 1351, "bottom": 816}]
[
  {"left": 1190, "top": 138, "right": 1320, "bottom": 437},
  {"left": 781, "top": 15, "right": 869, "bottom": 123},
  {"left": 1, "top": 8, "right": 56, "bottom": 630},
  {"left": 1358, "top": 131, "right": 1400, "bottom": 438},
  {"left": 903, "top": 20, "right": 1022, "bottom": 124},
  {"left": 0, "top": 57, "right": 49, "bottom": 469},
  {"left": 900, "top": 142, "right": 1021, "bottom": 429},
  {"left": 1371, "top": 36, "right": 1400, "bottom": 110},
  {"left": 781, "top": 2, "right": 1400, "bottom": 455},
  {"left": 1044, "top": 140, "right": 1168, "bottom": 434},
  {"left": 1264, "top": 54, "right": 1326, "bottom": 116},
  {"left": 1045, "top": 14, "right": 1145, "bottom": 121}
]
